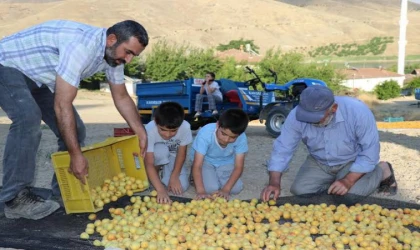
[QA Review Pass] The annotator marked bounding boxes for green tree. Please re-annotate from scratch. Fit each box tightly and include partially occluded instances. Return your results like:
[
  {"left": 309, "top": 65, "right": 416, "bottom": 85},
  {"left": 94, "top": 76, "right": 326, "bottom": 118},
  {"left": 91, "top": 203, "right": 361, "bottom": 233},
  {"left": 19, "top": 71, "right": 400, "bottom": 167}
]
[
  {"left": 216, "top": 38, "right": 260, "bottom": 53},
  {"left": 217, "top": 57, "right": 248, "bottom": 81},
  {"left": 255, "top": 48, "right": 344, "bottom": 92},
  {"left": 144, "top": 40, "right": 223, "bottom": 81},
  {"left": 302, "top": 63, "right": 345, "bottom": 92},
  {"left": 182, "top": 47, "right": 222, "bottom": 79},
  {"left": 80, "top": 58, "right": 145, "bottom": 88},
  {"left": 142, "top": 43, "right": 344, "bottom": 93},
  {"left": 80, "top": 72, "right": 106, "bottom": 90},
  {"left": 374, "top": 80, "right": 401, "bottom": 100},
  {"left": 144, "top": 40, "right": 188, "bottom": 81},
  {"left": 124, "top": 58, "right": 145, "bottom": 79},
  {"left": 256, "top": 49, "right": 305, "bottom": 84}
]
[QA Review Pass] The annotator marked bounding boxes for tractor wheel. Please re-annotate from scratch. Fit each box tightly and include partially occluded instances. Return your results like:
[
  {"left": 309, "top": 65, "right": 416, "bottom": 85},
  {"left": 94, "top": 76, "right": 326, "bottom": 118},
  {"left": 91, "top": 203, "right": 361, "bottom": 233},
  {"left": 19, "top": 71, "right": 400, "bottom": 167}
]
[{"left": 265, "top": 107, "right": 290, "bottom": 138}]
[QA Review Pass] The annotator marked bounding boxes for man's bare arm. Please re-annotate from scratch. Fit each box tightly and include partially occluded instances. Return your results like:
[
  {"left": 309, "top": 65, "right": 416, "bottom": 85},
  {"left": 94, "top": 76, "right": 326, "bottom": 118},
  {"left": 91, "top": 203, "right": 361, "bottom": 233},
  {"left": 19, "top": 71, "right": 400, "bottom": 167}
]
[
  {"left": 54, "top": 76, "right": 88, "bottom": 184},
  {"left": 109, "top": 83, "right": 147, "bottom": 156}
]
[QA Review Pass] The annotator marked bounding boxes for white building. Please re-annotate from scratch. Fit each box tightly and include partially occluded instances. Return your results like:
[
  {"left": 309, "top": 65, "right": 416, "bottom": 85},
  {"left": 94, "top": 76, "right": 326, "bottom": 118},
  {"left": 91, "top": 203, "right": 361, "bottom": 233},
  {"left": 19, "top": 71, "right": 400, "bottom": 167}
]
[{"left": 339, "top": 68, "right": 405, "bottom": 92}]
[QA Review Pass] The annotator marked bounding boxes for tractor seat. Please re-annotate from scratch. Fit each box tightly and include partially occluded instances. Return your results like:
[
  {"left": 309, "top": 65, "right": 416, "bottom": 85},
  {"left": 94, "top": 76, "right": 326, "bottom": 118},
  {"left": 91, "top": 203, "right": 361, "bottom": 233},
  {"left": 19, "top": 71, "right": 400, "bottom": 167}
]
[
  {"left": 224, "top": 90, "right": 242, "bottom": 108},
  {"left": 291, "top": 84, "right": 307, "bottom": 98}
]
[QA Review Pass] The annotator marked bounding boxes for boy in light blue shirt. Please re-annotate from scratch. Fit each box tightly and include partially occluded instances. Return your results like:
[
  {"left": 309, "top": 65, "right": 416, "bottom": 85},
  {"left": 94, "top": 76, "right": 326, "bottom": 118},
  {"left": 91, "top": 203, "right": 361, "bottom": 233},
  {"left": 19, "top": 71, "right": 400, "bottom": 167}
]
[{"left": 191, "top": 108, "right": 249, "bottom": 200}]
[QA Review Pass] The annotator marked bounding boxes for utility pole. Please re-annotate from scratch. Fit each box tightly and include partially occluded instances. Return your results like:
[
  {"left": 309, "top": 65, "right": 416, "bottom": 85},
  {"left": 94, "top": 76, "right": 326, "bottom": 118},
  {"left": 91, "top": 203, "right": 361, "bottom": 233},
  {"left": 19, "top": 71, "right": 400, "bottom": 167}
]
[{"left": 397, "top": 0, "right": 408, "bottom": 75}]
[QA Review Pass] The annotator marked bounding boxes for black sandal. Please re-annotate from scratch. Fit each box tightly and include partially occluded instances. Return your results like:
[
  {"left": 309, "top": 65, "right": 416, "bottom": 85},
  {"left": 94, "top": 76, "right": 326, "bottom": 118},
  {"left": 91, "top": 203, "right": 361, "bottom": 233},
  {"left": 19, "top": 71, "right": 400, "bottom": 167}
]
[{"left": 377, "top": 162, "right": 398, "bottom": 196}]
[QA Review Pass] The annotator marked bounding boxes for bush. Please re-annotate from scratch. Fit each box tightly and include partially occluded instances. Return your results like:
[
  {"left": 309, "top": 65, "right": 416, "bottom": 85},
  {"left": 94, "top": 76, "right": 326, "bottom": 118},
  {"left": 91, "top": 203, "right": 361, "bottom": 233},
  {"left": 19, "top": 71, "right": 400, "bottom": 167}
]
[
  {"left": 374, "top": 80, "right": 401, "bottom": 100},
  {"left": 405, "top": 77, "right": 420, "bottom": 89},
  {"left": 80, "top": 59, "right": 145, "bottom": 89},
  {"left": 217, "top": 57, "right": 248, "bottom": 81},
  {"left": 256, "top": 48, "right": 344, "bottom": 92},
  {"left": 140, "top": 42, "right": 345, "bottom": 92},
  {"left": 405, "top": 63, "right": 420, "bottom": 74},
  {"left": 144, "top": 40, "right": 189, "bottom": 81},
  {"left": 182, "top": 47, "right": 222, "bottom": 79},
  {"left": 80, "top": 72, "right": 105, "bottom": 90},
  {"left": 144, "top": 40, "right": 222, "bottom": 81},
  {"left": 403, "top": 77, "right": 420, "bottom": 95},
  {"left": 124, "top": 58, "right": 145, "bottom": 79}
]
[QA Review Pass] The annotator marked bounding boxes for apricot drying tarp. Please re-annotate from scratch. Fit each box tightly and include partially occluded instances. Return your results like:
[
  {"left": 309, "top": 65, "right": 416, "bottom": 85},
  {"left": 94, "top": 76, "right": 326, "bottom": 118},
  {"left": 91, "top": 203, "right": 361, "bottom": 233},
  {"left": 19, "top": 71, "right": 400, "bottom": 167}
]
[{"left": 0, "top": 187, "right": 419, "bottom": 250}]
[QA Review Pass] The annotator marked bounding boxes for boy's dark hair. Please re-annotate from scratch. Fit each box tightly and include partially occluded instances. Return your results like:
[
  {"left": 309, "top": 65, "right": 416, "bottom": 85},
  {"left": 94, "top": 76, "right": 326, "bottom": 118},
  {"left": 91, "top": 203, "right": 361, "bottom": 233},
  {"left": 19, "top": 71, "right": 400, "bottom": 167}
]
[
  {"left": 153, "top": 102, "right": 184, "bottom": 129},
  {"left": 107, "top": 20, "right": 149, "bottom": 47},
  {"left": 206, "top": 72, "right": 215, "bottom": 80},
  {"left": 218, "top": 108, "right": 249, "bottom": 135}
]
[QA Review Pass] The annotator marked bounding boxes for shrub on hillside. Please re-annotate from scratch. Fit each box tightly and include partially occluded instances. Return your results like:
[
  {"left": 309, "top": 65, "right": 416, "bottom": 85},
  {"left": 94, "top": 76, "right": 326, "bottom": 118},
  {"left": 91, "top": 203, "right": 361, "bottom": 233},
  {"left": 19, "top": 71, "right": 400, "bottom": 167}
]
[
  {"left": 216, "top": 39, "right": 260, "bottom": 53},
  {"left": 308, "top": 36, "right": 393, "bottom": 58},
  {"left": 374, "top": 80, "right": 401, "bottom": 100}
]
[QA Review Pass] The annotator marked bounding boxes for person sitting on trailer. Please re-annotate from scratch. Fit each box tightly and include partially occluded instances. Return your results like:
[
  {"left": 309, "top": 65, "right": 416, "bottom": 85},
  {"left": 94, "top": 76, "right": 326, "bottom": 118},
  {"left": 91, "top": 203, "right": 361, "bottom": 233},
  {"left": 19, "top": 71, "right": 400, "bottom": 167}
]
[{"left": 194, "top": 72, "right": 223, "bottom": 117}]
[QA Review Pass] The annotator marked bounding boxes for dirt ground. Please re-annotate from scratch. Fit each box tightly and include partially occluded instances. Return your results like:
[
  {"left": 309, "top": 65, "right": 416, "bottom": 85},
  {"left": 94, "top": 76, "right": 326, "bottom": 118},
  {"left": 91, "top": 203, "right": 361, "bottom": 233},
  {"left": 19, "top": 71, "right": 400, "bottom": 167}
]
[{"left": 0, "top": 90, "right": 419, "bottom": 205}]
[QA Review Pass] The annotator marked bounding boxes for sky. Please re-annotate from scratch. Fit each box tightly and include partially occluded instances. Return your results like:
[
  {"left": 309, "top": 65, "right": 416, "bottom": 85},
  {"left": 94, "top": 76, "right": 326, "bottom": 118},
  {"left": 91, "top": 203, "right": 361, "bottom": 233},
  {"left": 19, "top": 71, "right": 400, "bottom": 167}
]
[{"left": 409, "top": 0, "right": 420, "bottom": 4}]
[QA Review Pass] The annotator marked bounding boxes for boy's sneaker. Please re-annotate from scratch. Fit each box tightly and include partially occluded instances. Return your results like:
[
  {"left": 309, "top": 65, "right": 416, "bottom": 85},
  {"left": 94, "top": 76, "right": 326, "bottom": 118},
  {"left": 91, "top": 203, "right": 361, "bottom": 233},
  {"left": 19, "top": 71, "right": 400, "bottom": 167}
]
[
  {"left": 194, "top": 111, "right": 202, "bottom": 118},
  {"left": 4, "top": 188, "right": 60, "bottom": 220},
  {"left": 211, "top": 110, "right": 218, "bottom": 115}
]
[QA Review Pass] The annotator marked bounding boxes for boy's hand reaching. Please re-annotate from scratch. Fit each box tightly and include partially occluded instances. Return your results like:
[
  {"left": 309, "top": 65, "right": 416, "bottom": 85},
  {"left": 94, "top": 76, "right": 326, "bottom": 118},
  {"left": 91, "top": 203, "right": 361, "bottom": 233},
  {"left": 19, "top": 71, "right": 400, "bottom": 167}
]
[
  {"left": 195, "top": 193, "right": 211, "bottom": 200},
  {"left": 168, "top": 176, "right": 183, "bottom": 195},
  {"left": 212, "top": 189, "right": 230, "bottom": 200},
  {"left": 157, "top": 190, "right": 172, "bottom": 204}
]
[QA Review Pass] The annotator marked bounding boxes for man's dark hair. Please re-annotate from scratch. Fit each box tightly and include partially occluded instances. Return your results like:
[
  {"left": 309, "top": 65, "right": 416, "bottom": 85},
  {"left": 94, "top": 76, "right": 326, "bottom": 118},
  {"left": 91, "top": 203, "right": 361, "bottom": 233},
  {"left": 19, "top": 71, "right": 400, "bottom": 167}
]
[
  {"left": 154, "top": 102, "right": 184, "bottom": 129},
  {"left": 107, "top": 20, "right": 149, "bottom": 47},
  {"left": 218, "top": 108, "right": 249, "bottom": 135},
  {"left": 206, "top": 72, "right": 215, "bottom": 80}
]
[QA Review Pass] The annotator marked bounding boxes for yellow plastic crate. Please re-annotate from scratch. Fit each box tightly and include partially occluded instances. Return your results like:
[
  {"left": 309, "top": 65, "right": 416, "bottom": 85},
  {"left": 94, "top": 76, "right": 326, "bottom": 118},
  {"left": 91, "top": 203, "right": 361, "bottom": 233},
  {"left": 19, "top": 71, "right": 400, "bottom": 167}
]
[{"left": 51, "top": 135, "right": 148, "bottom": 214}]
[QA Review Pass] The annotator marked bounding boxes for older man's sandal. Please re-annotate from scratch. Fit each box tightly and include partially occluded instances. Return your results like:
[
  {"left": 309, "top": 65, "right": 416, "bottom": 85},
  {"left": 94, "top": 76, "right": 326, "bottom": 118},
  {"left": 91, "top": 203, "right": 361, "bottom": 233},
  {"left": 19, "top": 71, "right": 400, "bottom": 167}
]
[{"left": 377, "top": 162, "right": 398, "bottom": 196}]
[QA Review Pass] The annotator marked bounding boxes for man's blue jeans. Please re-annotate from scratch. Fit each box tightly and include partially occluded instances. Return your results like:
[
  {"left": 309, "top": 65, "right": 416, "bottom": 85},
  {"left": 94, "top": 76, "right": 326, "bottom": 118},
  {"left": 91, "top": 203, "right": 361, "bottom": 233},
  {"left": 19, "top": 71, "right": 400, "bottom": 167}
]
[{"left": 0, "top": 65, "right": 85, "bottom": 202}]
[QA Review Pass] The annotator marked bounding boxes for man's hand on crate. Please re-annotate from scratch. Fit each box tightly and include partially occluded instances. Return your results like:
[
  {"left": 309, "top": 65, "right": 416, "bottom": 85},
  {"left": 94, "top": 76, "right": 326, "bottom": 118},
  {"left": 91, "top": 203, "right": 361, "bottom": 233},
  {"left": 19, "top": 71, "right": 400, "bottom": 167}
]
[
  {"left": 68, "top": 154, "right": 89, "bottom": 184},
  {"left": 136, "top": 130, "right": 147, "bottom": 158},
  {"left": 168, "top": 177, "right": 183, "bottom": 195}
]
